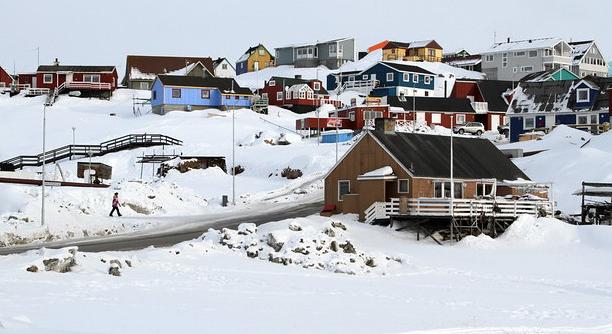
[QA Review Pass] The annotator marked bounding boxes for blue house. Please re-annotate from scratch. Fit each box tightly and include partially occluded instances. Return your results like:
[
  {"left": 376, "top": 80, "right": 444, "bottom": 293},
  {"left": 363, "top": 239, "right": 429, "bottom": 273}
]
[
  {"left": 507, "top": 78, "right": 611, "bottom": 142},
  {"left": 151, "top": 75, "right": 253, "bottom": 115}
]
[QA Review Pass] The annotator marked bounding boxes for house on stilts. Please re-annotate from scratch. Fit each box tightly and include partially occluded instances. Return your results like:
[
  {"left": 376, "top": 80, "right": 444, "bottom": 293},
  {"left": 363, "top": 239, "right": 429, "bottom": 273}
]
[{"left": 323, "top": 118, "right": 553, "bottom": 241}]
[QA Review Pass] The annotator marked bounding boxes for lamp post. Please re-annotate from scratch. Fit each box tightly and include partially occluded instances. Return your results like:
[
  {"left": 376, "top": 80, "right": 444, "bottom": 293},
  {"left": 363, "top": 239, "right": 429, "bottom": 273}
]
[
  {"left": 450, "top": 115, "right": 455, "bottom": 218},
  {"left": 41, "top": 104, "right": 47, "bottom": 227},
  {"left": 228, "top": 81, "right": 236, "bottom": 206},
  {"left": 71, "top": 126, "right": 76, "bottom": 145},
  {"left": 412, "top": 86, "right": 417, "bottom": 133}
]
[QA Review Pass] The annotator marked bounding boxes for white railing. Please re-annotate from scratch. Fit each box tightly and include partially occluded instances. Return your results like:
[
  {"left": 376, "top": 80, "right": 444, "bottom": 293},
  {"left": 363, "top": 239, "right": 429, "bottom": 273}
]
[
  {"left": 25, "top": 88, "right": 50, "bottom": 96},
  {"left": 364, "top": 197, "right": 553, "bottom": 224},
  {"left": 471, "top": 102, "right": 489, "bottom": 114},
  {"left": 65, "top": 81, "right": 112, "bottom": 90},
  {"left": 337, "top": 80, "right": 379, "bottom": 95}
]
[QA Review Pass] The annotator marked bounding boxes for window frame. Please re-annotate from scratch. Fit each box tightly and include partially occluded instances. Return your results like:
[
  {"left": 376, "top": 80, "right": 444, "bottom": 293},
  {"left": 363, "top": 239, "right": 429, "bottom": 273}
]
[
  {"left": 43, "top": 73, "right": 53, "bottom": 84},
  {"left": 171, "top": 88, "right": 181, "bottom": 99},
  {"left": 576, "top": 88, "right": 590, "bottom": 103},
  {"left": 485, "top": 54, "right": 494, "bottom": 62},
  {"left": 276, "top": 91, "right": 283, "bottom": 100},
  {"left": 83, "top": 74, "right": 101, "bottom": 83},
  {"left": 529, "top": 50, "right": 538, "bottom": 58},
  {"left": 269, "top": 80, "right": 275, "bottom": 86},
  {"left": 398, "top": 179, "right": 409, "bottom": 194},
  {"left": 362, "top": 74, "right": 369, "bottom": 80},
  {"left": 201, "top": 89, "right": 210, "bottom": 99},
  {"left": 524, "top": 116, "right": 535, "bottom": 129},
  {"left": 338, "top": 180, "right": 350, "bottom": 201},
  {"left": 412, "top": 73, "right": 419, "bottom": 83},
  {"left": 424, "top": 76, "right": 431, "bottom": 84},
  {"left": 313, "top": 82, "right": 320, "bottom": 91},
  {"left": 386, "top": 72, "right": 394, "bottom": 82}
]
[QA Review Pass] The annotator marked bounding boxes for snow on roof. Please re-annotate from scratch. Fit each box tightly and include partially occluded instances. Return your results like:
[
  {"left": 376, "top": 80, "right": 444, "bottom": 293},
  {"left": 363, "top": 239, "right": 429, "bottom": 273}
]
[
  {"left": 445, "top": 57, "right": 482, "bottom": 67},
  {"left": 165, "top": 62, "right": 199, "bottom": 76},
  {"left": 408, "top": 40, "right": 435, "bottom": 48},
  {"left": 129, "top": 67, "right": 157, "bottom": 81},
  {"left": 482, "top": 38, "right": 564, "bottom": 54},
  {"left": 569, "top": 40, "right": 594, "bottom": 64},
  {"left": 359, "top": 166, "right": 394, "bottom": 178},
  {"left": 332, "top": 49, "right": 383, "bottom": 74}
]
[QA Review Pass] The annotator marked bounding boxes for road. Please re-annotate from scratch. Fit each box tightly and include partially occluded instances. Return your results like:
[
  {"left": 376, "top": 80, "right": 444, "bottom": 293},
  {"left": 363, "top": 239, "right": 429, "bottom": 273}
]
[{"left": 0, "top": 201, "right": 323, "bottom": 255}]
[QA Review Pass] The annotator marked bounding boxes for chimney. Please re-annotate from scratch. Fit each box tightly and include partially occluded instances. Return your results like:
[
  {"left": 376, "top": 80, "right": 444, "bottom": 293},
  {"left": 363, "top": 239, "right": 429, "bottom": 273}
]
[
  {"left": 507, "top": 37, "right": 510, "bottom": 43},
  {"left": 53, "top": 58, "right": 60, "bottom": 66},
  {"left": 294, "top": 74, "right": 302, "bottom": 80},
  {"left": 375, "top": 118, "right": 396, "bottom": 135}
]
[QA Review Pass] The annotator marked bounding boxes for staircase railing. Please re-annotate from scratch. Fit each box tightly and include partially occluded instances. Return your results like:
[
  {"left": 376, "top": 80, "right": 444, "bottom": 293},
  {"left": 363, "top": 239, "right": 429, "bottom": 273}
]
[{"left": 1, "top": 134, "right": 183, "bottom": 170}]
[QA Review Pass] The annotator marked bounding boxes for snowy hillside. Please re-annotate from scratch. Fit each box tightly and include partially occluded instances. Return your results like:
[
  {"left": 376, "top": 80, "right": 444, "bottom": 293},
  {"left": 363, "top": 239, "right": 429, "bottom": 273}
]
[
  {"left": 1, "top": 214, "right": 611, "bottom": 333},
  {"left": 0, "top": 90, "right": 351, "bottom": 245}
]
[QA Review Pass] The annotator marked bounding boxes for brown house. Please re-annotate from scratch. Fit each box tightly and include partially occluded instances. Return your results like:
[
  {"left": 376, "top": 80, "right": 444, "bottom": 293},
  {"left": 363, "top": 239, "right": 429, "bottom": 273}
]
[
  {"left": 324, "top": 118, "right": 551, "bottom": 223},
  {"left": 122, "top": 55, "right": 214, "bottom": 90}
]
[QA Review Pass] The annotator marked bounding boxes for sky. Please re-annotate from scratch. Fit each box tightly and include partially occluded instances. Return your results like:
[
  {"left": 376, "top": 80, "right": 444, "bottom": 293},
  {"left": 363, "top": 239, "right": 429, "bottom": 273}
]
[{"left": 1, "top": 0, "right": 611, "bottom": 77}]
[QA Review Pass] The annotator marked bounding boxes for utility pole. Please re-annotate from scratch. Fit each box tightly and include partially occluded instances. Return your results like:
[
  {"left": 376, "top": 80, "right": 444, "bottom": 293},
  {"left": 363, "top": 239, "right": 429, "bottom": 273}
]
[
  {"left": 41, "top": 104, "right": 47, "bottom": 227},
  {"left": 230, "top": 80, "right": 236, "bottom": 205},
  {"left": 37, "top": 46, "right": 40, "bottom": 67},
  {"left": 450, "top": 115, "right": 455, "bottom": 218},
  {"left": 71, "top": 126, "right": 76, "bottom": 145},
  {"left": 412, "top": 80, "right": 416, "bottom": 133}
]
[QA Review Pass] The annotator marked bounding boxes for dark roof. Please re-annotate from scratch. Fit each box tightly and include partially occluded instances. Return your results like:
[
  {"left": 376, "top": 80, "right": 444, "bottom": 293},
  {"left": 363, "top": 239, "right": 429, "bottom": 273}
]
[
  {"left": 371, "top": 130, "right": 529, "bottom": 181},
  {"left": 122, "top": 55, "right": 214, "bottom": 85},
  {"left": 381, "top": 62, "right": 434, "bottom": 74},
  {"left": 383, "top": 41, "right": 412, "bottom": 49},
  {"left": 212, "top": 58, "right": 226, "bottom": 66},
  {"left": 156, "top": 75, "right": 252, "bottom": 95},
  {"left": 387, "top": 96, "right": 475, "bottom": 113},
  {"left": 519, "top": 70, "right": 552, "bottom": 82},
  {"left": 476, "top": 80, "right": 514, "bottom": 112},
  {"left": 269, "top": 76, "right": 329, "bottom": 94},
  {"left": 510, "top": 80, "right": 576, "bottom": 113},
  {"left": 37, "top": 65, "right": 116, "bottom": 72}
]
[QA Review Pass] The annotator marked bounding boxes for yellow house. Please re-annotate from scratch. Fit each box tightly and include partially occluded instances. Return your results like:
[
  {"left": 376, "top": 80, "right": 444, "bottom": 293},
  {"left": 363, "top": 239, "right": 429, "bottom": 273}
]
[
  {"left": 382, "top": 40, "right": 443, "bottom": 62},
  {"left": 236, "top": 44, "right": 275, "bottom": 75}
]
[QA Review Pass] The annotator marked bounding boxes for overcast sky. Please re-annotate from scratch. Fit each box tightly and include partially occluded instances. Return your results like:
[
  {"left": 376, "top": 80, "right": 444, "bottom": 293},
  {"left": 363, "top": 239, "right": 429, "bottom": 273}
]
[{"left": 1, "top": 0, "right": 610, "bottom": 76}]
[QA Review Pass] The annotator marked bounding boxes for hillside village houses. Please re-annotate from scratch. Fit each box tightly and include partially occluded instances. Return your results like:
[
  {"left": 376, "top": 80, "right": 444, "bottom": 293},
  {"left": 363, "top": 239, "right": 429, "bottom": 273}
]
[
  {"left": 373, "top": 40, "right": 444, "bottom": 63},
  {"left": 122, "top": 55, "right": 214, "bottom": 90},
  {"left": 274, "top": 38, "right": 356, "bottom": 70},
  {"left": 235, "top": 44, "right": 275, "bottom": 75}
]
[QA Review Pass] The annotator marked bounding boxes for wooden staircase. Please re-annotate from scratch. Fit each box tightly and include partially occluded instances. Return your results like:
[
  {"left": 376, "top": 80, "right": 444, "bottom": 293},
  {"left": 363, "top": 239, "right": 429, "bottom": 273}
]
[{"left": 1, "top": 134, "right": 183, "bottom": 170}]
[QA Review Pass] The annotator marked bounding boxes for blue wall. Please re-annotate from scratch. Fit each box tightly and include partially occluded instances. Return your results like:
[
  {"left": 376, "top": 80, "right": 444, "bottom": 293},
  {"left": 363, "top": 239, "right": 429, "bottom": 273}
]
[
  {"left": 236, "top": 61, "right": 248, "bottom": 75},
  {"left": 573, "top": 82, "right": 598, "bottom": 110},
  {"left": 151, "top": 79, "right": 251, "bottom": 109},
  {"left": 510, "top": 116, "right": 523, "bottom": 142},
  {"left": 600, "top": 113, "right": 610, "bottom": 123}
]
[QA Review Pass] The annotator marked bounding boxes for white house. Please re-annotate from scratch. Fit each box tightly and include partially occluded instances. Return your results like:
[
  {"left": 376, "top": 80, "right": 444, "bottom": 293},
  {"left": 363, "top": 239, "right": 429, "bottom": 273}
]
[{"left": 212, "top": 58, "right": 236, "bottom": 78}]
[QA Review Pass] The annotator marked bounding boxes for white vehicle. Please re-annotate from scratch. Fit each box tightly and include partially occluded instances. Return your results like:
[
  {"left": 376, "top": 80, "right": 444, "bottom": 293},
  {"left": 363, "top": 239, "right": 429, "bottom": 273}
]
[{"left": 453, "top": 122, "right": 485, "bottom": 135}]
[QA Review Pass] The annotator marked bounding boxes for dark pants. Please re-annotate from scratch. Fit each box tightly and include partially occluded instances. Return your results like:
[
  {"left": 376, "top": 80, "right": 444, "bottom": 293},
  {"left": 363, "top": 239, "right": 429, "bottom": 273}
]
[{"left": 109, "top": 206, "right": 122, "bottom": 217}]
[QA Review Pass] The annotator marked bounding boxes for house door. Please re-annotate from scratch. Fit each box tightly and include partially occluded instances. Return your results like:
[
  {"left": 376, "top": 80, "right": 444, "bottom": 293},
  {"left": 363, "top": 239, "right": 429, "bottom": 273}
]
[
  {"left": 32, "top": 77, "right": 37, "bottom": 88},
  {"left": 66, "top": 73, "right": 73, "bottom": 83},
  {"left": 490, "top": 114, "right": 500, "bottom": 131},
  {"left": 253, "top": 61, "right": 259, "bottom": 71},
  {"left": 370, "top": 74, "right": 376, "bottom": 85}
]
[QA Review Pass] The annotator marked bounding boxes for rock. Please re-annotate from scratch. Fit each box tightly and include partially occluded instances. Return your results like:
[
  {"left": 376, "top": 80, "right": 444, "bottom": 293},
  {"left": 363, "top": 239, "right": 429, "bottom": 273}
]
[
  {"left": 26, "top": 265, "right": 38, "bottom": 273},
  {"left": 147, "top": 195, "right": 156, "bottom": 199},
  {"left": 246, "top": 246, "right": 259, "bottom": 258},
  {"left": 238, "top": 223, "right": 257, "bottom": 235},
  {"left": 340, "top": 241, "right": 356, "bottom": 254},
  {"left": 331, "top": 222, "right": 347, "bottom": 230},
  {"left": 42, "top": 254, "right": 76, "bottom": 273},
  {"left": 322, "top": 228, "right": 336, "bottom": 238},
  {"left": 365, "top": 258, "right": 377, "bottom": 268},
  {"left": 124, "top": 260, "right": 132, "bottom": 267},
  {"left": 281, "top": 167, "right": 302, "bottom": 180},
  {"left": 124, "top": 202, "right": 152, "bottom": 215},
  {"left": 109, "top": 259, "right": 123, "bottom": 269},
  {"left": 108, "top": 264, "right": 121, "bottom": 276},
  {"left": 292, "top": 247, "right": 309, "bottom": 255},
  {"left": 288, "top": 222, "right": 302, "bottom": 232},
  {"left": 266, "top": 233, "right": 284, "bottom": 252},
  {"left": 330, "top": 240, "right": 339, "bottom": 252},
  {"left": 293, "top": 188, "right": 307, "bottom": 195}
]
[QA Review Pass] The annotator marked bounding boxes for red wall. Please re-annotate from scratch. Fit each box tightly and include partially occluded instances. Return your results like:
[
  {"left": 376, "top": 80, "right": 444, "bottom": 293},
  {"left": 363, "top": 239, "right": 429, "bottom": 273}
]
[
  {"left": 0, "top": 67, "right": 12, "bottom": 86},
  {"left": 450, "top": 81, "right": 483, "bottom": 102},
  {"left": 35, "top": 69, "right": 118, "bottom": 90},
  {"left": 261, "top": 79, "right": 325, "bottom": 106},
  {"left": 18, "top": 74, "right": 35, "bottom": 86},
  {"left": 424, "top": 112, "right": 475, "bottom": 128}
]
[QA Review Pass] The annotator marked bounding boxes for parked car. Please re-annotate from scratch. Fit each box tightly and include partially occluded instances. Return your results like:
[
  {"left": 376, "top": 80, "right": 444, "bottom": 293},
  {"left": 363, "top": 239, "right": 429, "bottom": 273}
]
[{"left": 453, "top": 122, "right": 485, "bottom": 135}]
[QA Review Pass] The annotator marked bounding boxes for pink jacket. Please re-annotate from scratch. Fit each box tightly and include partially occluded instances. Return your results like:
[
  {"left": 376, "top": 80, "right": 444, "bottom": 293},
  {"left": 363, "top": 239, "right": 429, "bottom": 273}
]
[{"left": 112, "top": 195, "right": 120, "bottom": 207}]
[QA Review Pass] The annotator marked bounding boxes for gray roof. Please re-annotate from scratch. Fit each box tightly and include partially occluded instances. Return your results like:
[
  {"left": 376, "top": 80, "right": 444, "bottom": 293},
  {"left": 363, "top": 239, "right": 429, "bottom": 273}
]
[
  {"left": 37, "top": 65, "right": 116, "bottom": 72},
  {"left": 371, "top": 130, "right": 529, "bottom": 181}
]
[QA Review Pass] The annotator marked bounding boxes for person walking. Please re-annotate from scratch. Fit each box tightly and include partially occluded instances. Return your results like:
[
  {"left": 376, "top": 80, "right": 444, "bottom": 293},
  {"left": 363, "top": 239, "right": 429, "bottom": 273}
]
[{"left": 109, "top": 192, "right": 122, "bottom": 217}]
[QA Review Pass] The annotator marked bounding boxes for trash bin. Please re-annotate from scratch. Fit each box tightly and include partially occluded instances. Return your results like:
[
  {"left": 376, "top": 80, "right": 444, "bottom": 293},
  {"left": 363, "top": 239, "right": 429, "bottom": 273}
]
[{"left": 222, "top": 195, "right": 228, "bottom": 207}]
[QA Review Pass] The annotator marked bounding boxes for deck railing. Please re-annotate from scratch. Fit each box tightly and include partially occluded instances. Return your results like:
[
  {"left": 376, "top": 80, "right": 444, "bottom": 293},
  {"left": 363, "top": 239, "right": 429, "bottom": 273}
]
[{"left": 364, "top": 197, "right": 553, "bottom": 225}]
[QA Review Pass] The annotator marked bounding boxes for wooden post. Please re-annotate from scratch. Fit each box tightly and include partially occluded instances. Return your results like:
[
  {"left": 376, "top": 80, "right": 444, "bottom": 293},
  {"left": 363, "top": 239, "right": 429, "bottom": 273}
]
[{"left": 581, "top": 182, "right": 586, "bottom": 225}]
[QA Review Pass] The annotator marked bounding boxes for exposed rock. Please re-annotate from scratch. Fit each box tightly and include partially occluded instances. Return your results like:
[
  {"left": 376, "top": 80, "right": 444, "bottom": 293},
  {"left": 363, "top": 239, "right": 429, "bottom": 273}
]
[
  {"left": 238, "top": 223, "right": 257, "bottom": 235},
  {"left": 330, "top": 240, "right": 339, "bottom": 252},
  {"left": 331, "top": 222, "right": 347, "bottom": 230},
  {"left": 124, "top": 260, "right": 132, "bottom": 267},
  {"left": 292, "top": 247, "right": 309, "bottom": 255},
  {"left": 365, "top": 258, "right": 377, "bottom": 268},
  {"left": 108, "top": 264, "right": 121, "bottom": 276},
  {"left": 322, "top": 228, "right": 336, "bottom": 238},
  {"left": 288, "top": 222, "right": 302, "bottom": 232},
  {"left": 26, "top": 265, "right": 39, "bottom": 273},
  {"left": 246, "top": 246, "right": 259, "bottom": 258},
  {"left": 281, "top": 167, "right": 303, "bottom": 180},
  {"left": 109, "top": 259, "right": 123, "bottom": 269},
  {"left": 42, "top": 254, "right": 76, "bottom": 273},
  {"left": 266, "top": 233, "right": 284, "bottom": 252},
  {"left": 340, "top": 241, "right": 356, "bottom": 254}
]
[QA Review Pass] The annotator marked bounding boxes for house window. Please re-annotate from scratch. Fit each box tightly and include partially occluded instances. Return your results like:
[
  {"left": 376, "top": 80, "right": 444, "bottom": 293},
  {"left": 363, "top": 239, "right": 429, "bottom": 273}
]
[
  {"left": 152, "top": 90, "right": 157, "bottom": 100},
  {"left": 222, "top": 64, "right": 228, "bottom": 70},
  {"left": 513, "top": 67, "right": 518, "bottom": 73},
  {"left": 403, "top": 73, "right": 409, "bottom": 82},
  {"left": 433, "top": 181, "right": 463, "bottom": 199},
  {"left": 329, "top": 44, "right": 336, "bottom": 54},
  {"left": 261, "top": 93, "right": 268, "bottom": 100},
  {"left": 544, "top": 49, "right": 553, "bottom": 56},
  {"left": 201, "top": 89, "right": 210, "bottom": 99},
  {"left": 529, "top": 50, "right": 538, "bottom": 57},
  {"left": 83, "top": 74, "right": 100, "bottom": 82},
  {"left": 269, "top": 80, "right": 275, "bottom": 86},
  {"left": 477, "top": 183, "right": 494, "bottom": 197},
  {"left": 299, "top": 91, "right": 305, "bottom": 99},
  {"left": 364, "top": 110, "right": 383, "bottom": 120},
  {"left": 348, "top": 75, "right": 355, "bottom": 82},
  {"left": 276, "top": 91, "right": 283, "bottom": 100},
  {"left": 313, "top": 82, "right": 320, "bottom": 90},
  {"left": 172, "top": 88, "right": 181, "bottom": 98},
  {"left": 412, "top": 74, "right": 418, "bottom": 83},
  {"left": 514, "top": 51, "right": 526, "bottom": 57},
  {"left": 386, "top": 72, "right": 394, "bottom": 82},
  {"left": 139, "top": 82, "right": 149, "bottom": 90},
  {"left": 456, "top": 114, "right": 466, "bottom": 124},
  {"left": 314, "top": 47, "right": 318, "bottom": 58},
  {"left": 258, "top": 49, "right": 265, "bottom": 56},
  {"left": 363, "top": 74, "right": 369, "bottom": 80},
  {"left": 338, "top": 180, "right": 350, "bottom": 201},
  {"left": 485, "top": 55, "right": 494, "bottom": 62},
  {"left": 502, "top": 53, "right": 508, "bottom": 68},
  {"left": 43, "top": 74, "right": 53, "bottom": 84},
  {"left": 424, "top": 76, "right": 431, "bottom": 84},
  {"left": 428, "top": 49, "right": 436, "bottom": 57},
  {"left": 225, "top": 95, "right": 230, "bottom": 99},
  {"left": 577, "top": 115, "right": 588, "bottom": 125},
  {"left": 234, "top": 95, "right": 239, "bottom": 100},
  {"left": 576, "top": 88, "right": 590, "bottom": 103},
  {"left": 524, "top": 117, "right": 535, "bottom": 129},
  {"left": 431, "top": 113, "right": 441, "bottom": 123},
  {"left": 398, "top": 179, "right": 409, "bottom": 193},
  {"left": 521, "top": 66, "right": 533, "bottom": 72},
  {"left": 591, "top": 114, "right": 598, "bottom": 124}
]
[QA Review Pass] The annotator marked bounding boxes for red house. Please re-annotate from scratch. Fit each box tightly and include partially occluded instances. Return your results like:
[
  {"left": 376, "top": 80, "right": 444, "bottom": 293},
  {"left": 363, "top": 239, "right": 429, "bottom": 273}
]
[
  {"left": 259, "top": 76, "right": 341, "bottom": 113},
  {"left": 29, "top": 59, "right": 119, "bottom": 98},
  {"left": 450, "top": 80, "right": 513, "bottom": 131},
  {"left": 385, "top": 96, "right": 478, "bottom": 128},
  {"left": 0, "top": 66, "right": 13, "bottom": 88}
]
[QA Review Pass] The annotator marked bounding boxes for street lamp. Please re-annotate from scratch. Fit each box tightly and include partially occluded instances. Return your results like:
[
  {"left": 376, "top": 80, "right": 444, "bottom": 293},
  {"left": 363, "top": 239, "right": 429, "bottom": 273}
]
[
  {"left": 225, "top": 81, "right": 236, "bottom": 206},
  {"left": 41, "top": 104, "right": 47, "bottom": 227},
  {"left": 71, "top": 126, "right": 76, "bottom": 145}
]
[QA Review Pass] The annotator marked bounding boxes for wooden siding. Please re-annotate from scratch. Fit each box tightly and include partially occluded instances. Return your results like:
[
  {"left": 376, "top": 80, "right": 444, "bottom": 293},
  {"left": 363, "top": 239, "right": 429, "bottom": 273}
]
[{"left": 0, "top": 67, "right": 13, "bottom": 86}]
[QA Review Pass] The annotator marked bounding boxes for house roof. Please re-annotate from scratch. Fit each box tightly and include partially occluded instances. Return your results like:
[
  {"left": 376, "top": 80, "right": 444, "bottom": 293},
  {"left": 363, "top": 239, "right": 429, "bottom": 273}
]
[
  {"left": 156, "top": 75, "right": 252, "bottom": 95},
  {"left": 482, "top": 37, "right": 564, "bottom": 54},
  {"left": 122, "top": 55, "right": 214, "bottom": 85},
  {"left": 269, "top": 76, "right": 329, "bottom": 94},
  {"left": 380, "top": 62, "right": 435, "bottom": 74},
  {"left": 212, "top": 58, "right": 236, "bottom": 71},
  {"left": 568, "top": 40, "right": 595, "bottom": 64},
  {"left": 237, "top": 44, "right": 274, "bottom": 63},
  {"left": 37, "top": 65, "right": 116, "bottom": 73},
  {"left": 519, "top": 68, "right": 580, "bottom": 82},
  {"left": 386, "top": 96, "right": 476, "bottom": 113},
  {"left": 476, "top": 80, "right": 514, "bottom": 112},
  {"left": 382, "top": 40, "right": 442, "bottom": 50},
  {"left": 370, "top": 130, "right": 529, "bottom": 181}
]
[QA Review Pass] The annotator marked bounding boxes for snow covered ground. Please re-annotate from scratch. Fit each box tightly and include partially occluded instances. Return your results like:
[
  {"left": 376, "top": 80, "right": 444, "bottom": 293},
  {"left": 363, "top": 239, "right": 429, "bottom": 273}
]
[
  {"left": 500, "top": 126, "right": 612, "bottom": 214},
  {"left": 0, "top": 90, "right": 351, "bottom": 246},
  {"left": 1, "top": 214, "right": 611, "bottom": 333}
]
